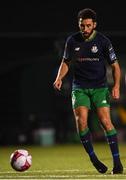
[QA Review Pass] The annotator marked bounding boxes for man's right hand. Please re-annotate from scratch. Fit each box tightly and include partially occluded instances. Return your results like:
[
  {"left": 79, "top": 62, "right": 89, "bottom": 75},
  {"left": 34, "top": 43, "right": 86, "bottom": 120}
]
[{"left": 53, "top": 78, "right": 62, "bottom": 91}]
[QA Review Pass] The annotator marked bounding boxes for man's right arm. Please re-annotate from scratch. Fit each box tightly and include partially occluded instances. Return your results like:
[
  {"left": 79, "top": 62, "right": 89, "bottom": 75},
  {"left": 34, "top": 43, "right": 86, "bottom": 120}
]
[{"left": 53, "top": 60, "right": 69, "bottom": 91}]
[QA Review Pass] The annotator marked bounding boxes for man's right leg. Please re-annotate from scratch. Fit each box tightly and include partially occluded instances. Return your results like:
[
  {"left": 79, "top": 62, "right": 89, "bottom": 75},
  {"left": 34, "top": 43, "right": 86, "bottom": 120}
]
[{"left": 73, "top": 106, "right": 108, "bottom": 173}]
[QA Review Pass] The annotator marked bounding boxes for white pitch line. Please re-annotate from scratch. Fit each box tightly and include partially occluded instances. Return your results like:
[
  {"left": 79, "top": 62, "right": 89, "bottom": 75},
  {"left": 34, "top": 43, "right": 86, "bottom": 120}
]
[
  {"left": 0, "top": 174, "right": 126, "bottom": 178},
  {"left": 0, "top": 167, "right": 125, "bottom": 174},
  {"left": 0, "top": 169, "right": 126, "bottom": 180}
]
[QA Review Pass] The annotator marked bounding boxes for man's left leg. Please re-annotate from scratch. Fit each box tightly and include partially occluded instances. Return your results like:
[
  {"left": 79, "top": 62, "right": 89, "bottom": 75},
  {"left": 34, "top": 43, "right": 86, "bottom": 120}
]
[{"left": 97, "top": 107, "right": 123, "bottom": 174}]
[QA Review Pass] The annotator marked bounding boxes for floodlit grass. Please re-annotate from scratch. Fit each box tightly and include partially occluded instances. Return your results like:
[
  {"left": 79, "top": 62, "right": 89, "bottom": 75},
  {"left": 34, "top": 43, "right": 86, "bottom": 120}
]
[{"left": 0, "top": 143, "right": 126, "bottom": 179}]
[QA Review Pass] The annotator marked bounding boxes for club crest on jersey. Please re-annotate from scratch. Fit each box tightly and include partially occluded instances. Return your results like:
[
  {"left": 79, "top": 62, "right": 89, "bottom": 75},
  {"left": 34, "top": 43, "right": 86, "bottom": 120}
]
[{"left": 91, "top": 45, "right": 98, "bottom": 53}]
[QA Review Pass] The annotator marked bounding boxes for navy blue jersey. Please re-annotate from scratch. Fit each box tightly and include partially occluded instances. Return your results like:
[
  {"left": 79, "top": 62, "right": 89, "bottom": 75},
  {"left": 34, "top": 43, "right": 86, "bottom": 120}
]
[{"left": 63, "top": 31, "right": 117, "bottom": 89}]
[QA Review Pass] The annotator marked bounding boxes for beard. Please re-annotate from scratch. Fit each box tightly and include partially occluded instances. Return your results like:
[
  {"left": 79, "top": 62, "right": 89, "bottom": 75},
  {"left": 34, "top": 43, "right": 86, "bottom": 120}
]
[{"left": 81, "top": 29, "right": 94, "bottom": 38}]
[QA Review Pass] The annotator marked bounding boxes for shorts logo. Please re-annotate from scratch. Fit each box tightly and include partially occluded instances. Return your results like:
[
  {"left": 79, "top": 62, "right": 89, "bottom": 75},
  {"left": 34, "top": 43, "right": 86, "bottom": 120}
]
[{"left": 102, "top": 100, "right": 107, "bottom": 103}]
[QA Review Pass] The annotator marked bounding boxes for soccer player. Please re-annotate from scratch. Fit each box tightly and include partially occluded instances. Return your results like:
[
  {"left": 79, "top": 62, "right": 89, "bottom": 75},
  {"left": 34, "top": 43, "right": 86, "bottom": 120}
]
[{"left": 53, "top": 8, "right": 123, "bottom": 174}]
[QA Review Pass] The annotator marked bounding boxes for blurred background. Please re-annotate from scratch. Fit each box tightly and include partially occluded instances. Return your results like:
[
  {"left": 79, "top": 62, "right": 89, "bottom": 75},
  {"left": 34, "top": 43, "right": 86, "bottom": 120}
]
[{"left": 0, "top": 0, "right": 126, "bottom": 146}]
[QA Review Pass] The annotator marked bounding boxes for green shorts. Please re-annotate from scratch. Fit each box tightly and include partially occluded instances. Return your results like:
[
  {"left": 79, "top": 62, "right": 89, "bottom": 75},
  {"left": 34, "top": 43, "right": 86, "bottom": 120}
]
[{"left": 71, "top": 88, "right": 110, "bottom": 109}]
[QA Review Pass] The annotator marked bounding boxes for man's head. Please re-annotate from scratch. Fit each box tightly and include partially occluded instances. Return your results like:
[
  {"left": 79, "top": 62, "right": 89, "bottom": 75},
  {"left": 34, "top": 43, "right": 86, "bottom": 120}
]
[{"left": 78, "top": 8, "right": 97, "bottom": 38}]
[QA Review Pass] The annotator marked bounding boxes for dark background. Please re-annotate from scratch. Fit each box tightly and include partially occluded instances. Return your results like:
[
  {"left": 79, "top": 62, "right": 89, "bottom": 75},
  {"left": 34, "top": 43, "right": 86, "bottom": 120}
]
[
  {"left": 0, "top": 1, "right": 126, "bottom": 32},
  {"left": 0, "top": 1, "right": 126, "bottom": 145}
]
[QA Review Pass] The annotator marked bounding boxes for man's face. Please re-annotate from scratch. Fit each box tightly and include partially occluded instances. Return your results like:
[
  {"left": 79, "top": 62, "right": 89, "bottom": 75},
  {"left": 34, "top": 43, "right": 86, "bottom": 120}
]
[{"left": 79, "top": 18, "right": 96, "bottom": 38}]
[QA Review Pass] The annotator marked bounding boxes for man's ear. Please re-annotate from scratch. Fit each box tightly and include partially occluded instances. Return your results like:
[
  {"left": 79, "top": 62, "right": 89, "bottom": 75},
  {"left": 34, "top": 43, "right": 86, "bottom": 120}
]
[{"left": 94, "top": 22, "right": 97, "bottom": 28}]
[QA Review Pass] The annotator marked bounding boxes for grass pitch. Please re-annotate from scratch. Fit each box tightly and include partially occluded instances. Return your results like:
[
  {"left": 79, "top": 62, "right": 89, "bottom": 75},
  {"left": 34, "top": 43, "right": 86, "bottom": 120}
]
[{"left": 0, "top": 143, "right": 126, "bottom": 179}]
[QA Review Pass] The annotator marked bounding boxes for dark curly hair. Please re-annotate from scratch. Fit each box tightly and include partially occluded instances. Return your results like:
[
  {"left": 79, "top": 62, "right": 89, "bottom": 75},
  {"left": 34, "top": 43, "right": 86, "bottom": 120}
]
[{"left": 78, "top": 8, "right": 97, "bottom": 22}]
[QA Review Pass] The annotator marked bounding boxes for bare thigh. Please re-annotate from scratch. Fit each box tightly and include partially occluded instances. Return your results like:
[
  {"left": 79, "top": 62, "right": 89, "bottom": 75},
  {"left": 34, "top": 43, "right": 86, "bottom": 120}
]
[{"left": 73, "top": 106, "right": 89, "bottom": 132}]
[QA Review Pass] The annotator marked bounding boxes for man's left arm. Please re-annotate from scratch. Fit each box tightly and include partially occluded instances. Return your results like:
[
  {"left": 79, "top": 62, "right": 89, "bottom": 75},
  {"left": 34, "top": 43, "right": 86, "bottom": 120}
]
[{"left": 111, "top": 61, "right": 121, "bottom": 99}]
